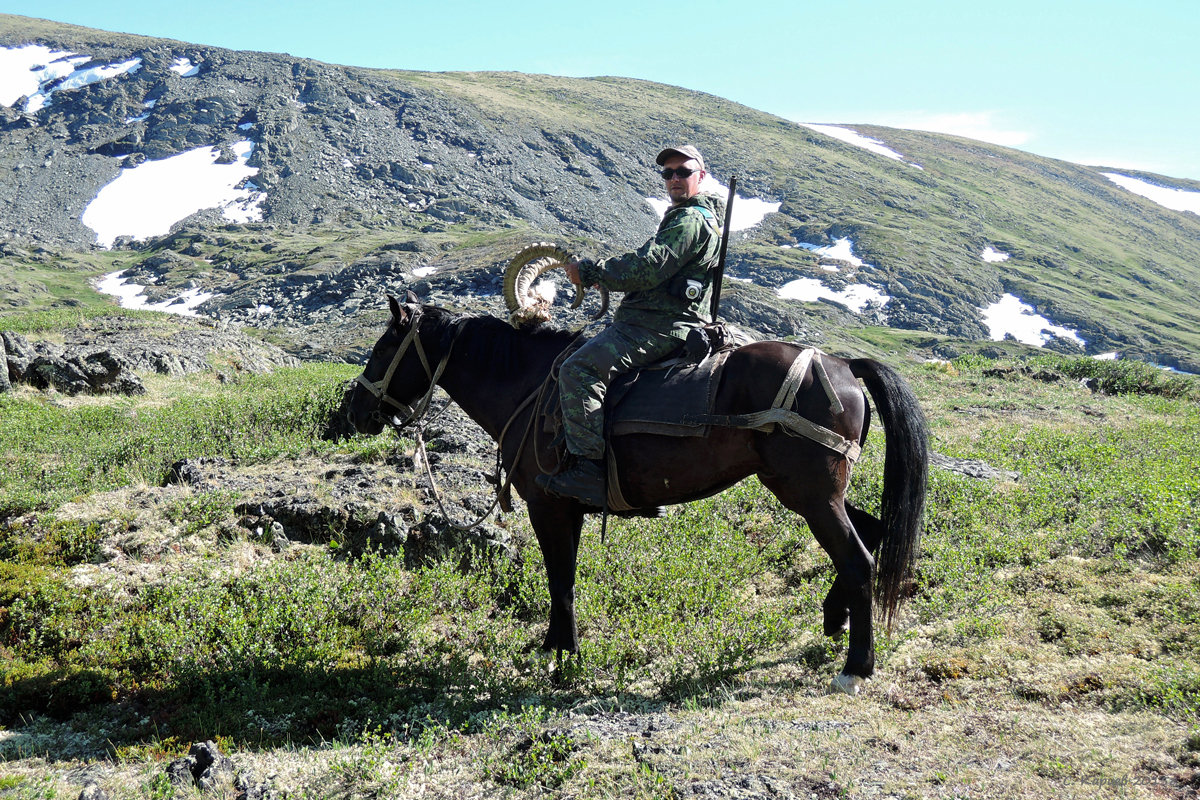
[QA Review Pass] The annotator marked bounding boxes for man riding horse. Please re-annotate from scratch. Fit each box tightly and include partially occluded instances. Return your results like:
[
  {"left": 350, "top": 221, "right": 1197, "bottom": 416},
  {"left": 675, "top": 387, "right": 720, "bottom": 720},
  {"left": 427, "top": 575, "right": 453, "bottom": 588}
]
[
  {"left": 349, "top": 144, "right": 928, "bottom": 693},
  {"left": 537, "top": 144, "right": 726, "bottom": 507}
]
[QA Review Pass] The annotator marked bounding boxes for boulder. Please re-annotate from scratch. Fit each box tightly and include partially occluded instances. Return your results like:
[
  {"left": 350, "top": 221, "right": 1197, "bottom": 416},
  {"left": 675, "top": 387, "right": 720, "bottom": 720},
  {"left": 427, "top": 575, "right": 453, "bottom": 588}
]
[
  {"left": 27, "top": 354, "right": 92, "bottom": 394},
  {"left": 76, "top": 783, "right": 109, "bottom": 800},
  {"left": 73, "top": 350, "right": 147, "bottom": 395},
  {"left": 165, "top": 740, "right": 234, "bottom": 792},
  {"left": 2, "top": 331, "right": 34, "bottom": 381},
  {"left": 25, "top": 351, "right": 146, "bottom": 396}
]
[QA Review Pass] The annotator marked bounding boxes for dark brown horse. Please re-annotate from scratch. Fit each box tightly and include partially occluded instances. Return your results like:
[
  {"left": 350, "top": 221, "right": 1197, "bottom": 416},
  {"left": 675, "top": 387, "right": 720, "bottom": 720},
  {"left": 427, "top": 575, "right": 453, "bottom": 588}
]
[{"left": 348, "top": 293, "right": 928, "bottom": 694}]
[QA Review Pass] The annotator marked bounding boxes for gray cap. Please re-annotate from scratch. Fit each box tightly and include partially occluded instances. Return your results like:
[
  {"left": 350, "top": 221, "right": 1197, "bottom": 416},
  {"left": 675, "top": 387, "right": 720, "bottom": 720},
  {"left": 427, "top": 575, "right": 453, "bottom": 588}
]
[{"left": 655, "top": 144, "right": 705, "bottom": 171}]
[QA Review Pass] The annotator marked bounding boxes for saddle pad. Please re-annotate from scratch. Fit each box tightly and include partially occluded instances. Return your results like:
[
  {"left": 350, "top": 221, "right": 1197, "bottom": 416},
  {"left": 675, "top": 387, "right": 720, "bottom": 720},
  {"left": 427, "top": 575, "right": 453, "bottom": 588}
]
[{"left": 607, "top": 351, "right": 729, "bottom": 438}]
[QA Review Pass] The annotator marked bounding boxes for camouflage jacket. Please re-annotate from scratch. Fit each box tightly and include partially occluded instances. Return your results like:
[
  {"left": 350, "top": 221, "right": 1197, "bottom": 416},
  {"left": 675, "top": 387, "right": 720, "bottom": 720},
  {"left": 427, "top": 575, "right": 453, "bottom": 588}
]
[{"left": 578, "top": 192, "right": 726, "bottom": 339}]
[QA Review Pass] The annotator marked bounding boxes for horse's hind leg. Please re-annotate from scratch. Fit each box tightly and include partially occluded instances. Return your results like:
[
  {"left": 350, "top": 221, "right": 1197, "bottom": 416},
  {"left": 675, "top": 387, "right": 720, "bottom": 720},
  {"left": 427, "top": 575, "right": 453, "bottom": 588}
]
[
  {"left": 762, "top": 476, "right": 876, "bottom": 688},
  {"left": 822, "top": 502, "right": 885, "bottom": 637}
]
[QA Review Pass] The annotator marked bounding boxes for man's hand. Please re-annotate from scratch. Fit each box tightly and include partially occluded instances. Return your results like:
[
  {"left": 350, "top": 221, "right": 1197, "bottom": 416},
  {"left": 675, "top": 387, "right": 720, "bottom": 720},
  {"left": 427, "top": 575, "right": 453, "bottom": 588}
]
[{"left": 564, "top": 259, "right": 583, "bottom": 286}]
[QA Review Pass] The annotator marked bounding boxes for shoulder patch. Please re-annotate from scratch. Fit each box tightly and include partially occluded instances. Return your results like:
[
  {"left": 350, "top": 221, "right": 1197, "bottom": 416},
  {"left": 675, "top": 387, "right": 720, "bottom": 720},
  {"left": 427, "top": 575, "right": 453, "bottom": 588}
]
[{"left": 687, "top": 204, "right": 722, "bottom": 235}]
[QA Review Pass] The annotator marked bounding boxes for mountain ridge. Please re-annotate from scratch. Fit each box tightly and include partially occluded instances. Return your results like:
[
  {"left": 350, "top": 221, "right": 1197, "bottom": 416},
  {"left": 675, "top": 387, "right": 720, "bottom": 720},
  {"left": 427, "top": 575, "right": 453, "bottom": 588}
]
[{"left": 2, "top": 13, "right": 1198, "bottom": 370}]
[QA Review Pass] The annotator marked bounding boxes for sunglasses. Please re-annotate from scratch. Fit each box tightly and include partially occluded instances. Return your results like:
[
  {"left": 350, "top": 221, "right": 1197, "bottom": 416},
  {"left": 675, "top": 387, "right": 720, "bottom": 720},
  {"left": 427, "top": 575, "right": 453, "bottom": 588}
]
[{"left": 660, "top": 166, "right": 699, "bottom": 180}]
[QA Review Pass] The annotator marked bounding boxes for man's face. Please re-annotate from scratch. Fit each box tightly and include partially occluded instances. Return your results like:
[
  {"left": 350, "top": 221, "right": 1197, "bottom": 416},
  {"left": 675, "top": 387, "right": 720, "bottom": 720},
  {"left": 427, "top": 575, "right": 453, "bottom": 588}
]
[{"left": 661, "top": 154, "right": 704, "bottom": 204}]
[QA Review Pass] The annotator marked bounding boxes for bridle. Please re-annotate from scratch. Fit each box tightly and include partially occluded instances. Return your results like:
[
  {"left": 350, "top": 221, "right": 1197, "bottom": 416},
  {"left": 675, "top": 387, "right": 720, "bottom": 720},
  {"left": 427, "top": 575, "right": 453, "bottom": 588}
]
[
  {"left": 354, "top": 305, "right": 455, "bottom": 430},
  {"left": 353, "top": 305, "right": 532, "bottom": 532}
]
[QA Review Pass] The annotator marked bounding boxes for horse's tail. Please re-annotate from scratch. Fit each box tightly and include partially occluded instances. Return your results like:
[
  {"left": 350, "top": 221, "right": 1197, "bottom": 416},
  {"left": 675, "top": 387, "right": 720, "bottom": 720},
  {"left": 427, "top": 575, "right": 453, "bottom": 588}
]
[{"left": 848, "top": 358, "right": 929, "bottom": 630}]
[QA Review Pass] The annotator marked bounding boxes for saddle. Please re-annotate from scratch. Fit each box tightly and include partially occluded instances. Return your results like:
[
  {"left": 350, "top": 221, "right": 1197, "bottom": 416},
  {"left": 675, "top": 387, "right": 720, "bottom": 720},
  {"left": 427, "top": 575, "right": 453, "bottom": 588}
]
[{"left": 539, "top": 322, "right": 755, "bottom": 444}]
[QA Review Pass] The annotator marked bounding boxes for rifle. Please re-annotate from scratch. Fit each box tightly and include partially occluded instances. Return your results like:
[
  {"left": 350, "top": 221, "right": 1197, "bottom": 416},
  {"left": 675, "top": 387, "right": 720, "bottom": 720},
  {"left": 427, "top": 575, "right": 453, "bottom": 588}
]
[{"left": 709, "top": 175, "right": 736, "bottom": 320}]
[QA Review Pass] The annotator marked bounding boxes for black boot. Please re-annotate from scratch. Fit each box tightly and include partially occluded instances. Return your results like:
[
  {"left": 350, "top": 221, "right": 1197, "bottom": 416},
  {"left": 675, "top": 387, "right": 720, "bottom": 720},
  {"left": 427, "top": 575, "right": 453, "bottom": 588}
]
[{"left": 536, "top": 455, "right": 606, "bottom": 507}]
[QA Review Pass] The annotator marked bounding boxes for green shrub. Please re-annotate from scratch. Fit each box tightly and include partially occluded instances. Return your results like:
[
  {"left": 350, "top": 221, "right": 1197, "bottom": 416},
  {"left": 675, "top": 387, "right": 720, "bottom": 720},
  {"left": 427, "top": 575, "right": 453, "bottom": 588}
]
[
  {"left": 0, "top": 517, "right": 103, "bottom": 567},
  {"left": 164, "top": 490, "right": 240, "bottom": 535},
  {"left": 0, "top": 364, "right": 357, "bottom": 517},
  {"left": 1031, "top": 353, "right": 1198, "bottom": 398}
]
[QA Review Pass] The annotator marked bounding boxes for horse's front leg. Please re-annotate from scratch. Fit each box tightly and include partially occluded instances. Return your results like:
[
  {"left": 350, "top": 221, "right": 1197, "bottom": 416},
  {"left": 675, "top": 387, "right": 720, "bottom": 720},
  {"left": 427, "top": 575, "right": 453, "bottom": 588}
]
[{"left": 528, "top": 499, "right": 586, "bottom": 655}]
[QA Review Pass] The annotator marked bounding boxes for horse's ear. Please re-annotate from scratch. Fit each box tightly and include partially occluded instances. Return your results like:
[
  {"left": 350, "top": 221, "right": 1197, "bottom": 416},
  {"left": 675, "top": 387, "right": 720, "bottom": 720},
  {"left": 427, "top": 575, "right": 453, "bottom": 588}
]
[
  {"left": 387, "top": 294, "right": 405, "bottom": 322},
  {"left": 405, "top": 289, "right": 420, "bottom": 304}
]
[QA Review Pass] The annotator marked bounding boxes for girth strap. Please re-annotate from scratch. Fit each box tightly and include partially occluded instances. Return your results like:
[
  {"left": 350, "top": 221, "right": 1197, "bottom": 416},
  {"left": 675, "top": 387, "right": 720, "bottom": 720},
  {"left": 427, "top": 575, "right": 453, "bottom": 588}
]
[
  {"left": 682, "top": 346, "right": 862, "bottom": 462},
  {"left": 682, "top": 408, "right": 862, "bottom": 462}
]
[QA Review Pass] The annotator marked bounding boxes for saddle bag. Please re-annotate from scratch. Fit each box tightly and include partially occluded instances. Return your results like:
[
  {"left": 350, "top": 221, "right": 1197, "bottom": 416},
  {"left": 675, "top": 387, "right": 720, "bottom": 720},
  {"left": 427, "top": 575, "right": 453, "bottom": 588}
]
[{"left": 683, "top": 321, "right": 759, "bottom": 361}]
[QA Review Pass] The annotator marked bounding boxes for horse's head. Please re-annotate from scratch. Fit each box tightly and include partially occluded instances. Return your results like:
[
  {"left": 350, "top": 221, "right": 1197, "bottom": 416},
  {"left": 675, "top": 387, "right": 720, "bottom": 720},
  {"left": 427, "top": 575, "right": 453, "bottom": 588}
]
[{"left": 348, "top": 291, "right": 436, "bottom": 435}]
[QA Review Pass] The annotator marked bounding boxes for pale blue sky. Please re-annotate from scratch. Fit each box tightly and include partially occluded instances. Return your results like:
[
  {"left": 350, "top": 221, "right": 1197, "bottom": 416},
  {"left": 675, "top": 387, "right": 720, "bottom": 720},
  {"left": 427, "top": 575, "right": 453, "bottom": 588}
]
[{"left": 6, "top": 0, "right": 1198, "bottom": 180}]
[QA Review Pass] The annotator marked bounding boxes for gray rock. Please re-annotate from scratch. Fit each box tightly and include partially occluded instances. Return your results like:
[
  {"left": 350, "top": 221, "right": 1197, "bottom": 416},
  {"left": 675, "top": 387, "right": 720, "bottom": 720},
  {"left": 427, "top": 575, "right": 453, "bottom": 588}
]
[
  {"left": 165, "top": 457, "right": 228, "bottom": 488},
  {"left": 683, "top": 773, "right": 842, "bottom": 799},
  {"left": 930, "top": 451, "right": 1020, "bottom": 482},
  {"left": 165, "top": 740, "right": 233, "bottom": 791},
  {"left": 0, "top": 335, "right": 9, "bottom": 392},
  {"left": 234, "top": 773, "right": 281, "bottom": 800},
  {"left": 76, "top": 783, "right": 109, "bottom": 800},
  {"left": 4, "top": 317, "right": 299, "bottom": 394},
  {"left": 21, "top": 349, "right": 145, "bottom": 396},
  {"left": 2, "top": 331, "right": 34, "bottom": 381},
  {"left": 165, "top": 757, "right": 195, "bottom": 790},
  {"left": 72, "top": 350, "right": 147, "bottom": 395},
  {"left": 28, "top": 354, "right": 92, "bottom": 394},
  {"left": 190, "top": 740, "right": 234, "bottom": 791}
]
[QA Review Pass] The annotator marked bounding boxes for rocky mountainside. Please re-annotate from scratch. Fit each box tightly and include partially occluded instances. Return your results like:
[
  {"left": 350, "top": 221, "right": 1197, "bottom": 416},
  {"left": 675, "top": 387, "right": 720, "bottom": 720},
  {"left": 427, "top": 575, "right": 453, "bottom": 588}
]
[{"left": 2, "top": 14, "right": 1199, "bottom": 370}]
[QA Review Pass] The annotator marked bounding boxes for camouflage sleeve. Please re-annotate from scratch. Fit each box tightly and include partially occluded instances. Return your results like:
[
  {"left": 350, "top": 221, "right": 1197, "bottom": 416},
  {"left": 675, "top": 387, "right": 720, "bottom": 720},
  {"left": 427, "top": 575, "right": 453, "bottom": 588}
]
[{"left": 578, "top": 208, "right": 705, "bottom": 292}]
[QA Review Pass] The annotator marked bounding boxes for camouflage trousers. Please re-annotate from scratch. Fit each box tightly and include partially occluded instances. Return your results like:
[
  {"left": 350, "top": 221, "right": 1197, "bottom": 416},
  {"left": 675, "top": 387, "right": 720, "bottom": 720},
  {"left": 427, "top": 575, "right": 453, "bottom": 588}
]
[{"left": 558, "top": 321, "right": 684, "bottom": 460}]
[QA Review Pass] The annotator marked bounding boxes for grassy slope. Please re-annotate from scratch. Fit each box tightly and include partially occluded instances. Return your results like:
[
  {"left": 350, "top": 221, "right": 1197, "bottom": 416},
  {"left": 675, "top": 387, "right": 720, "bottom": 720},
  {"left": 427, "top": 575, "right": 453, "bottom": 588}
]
[
  {"left": 0, "top": 352, "right": 1197, "bottom": 799},
  {"left": 2, "top": 15, "right": 1198, "bottom": 798}
]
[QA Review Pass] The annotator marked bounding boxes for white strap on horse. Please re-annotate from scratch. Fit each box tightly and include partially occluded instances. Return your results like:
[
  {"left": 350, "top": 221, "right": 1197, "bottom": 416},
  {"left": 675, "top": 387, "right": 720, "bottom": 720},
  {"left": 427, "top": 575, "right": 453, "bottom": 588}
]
[{"left": 763, "top": 347, "right": 861, "bottom": 462}]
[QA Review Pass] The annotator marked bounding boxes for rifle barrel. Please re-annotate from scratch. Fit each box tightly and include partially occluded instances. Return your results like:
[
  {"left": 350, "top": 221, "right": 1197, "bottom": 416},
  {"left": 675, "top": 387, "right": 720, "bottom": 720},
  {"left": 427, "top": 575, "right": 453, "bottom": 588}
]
[{"left": 710, "top": 175, "right": 737, "bottom": 320}]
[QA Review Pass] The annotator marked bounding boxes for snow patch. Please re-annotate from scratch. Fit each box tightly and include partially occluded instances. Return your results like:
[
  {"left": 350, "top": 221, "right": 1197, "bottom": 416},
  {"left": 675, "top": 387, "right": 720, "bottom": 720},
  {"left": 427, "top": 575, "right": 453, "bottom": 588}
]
[
  {"left": 800, "top": 123, "right": 922, "bottom": 168},
  {"left": 82, "top": 140, "right": 265, "bottom": 248},
  {"left": 95, "top": 271, "right": 213, "bottom": 317},
  {"left": 1102, "top": 173, "right": 1200, "bottom": 215},
  {"left": 775, "top": 237, "right": 887, "bottom": 312},
  {"left": 411, "top": 267, "right": 437, "bottom": 278},
  {"left": 778, "top": 278, "right": 891, "bottom": 313},
  {"left": 170, "top": 57, "right": 200, "bottom": 77},
  {"left": 783, "top": 237, "right": 870, "bottom": 268},
  {"left": 979, "top": 293, "right": 1085, "bottom": 347},
  {"left": 25, "top": 56, "right": 143, "bottom": 113},
  {"left": 125, "top": 99, "right": 156, "bottom": 123},
  {"left": 645, "top": 175, "right": 781, "bottom": 232},
  {"left": 0, "top": 44, "right": 87, "bottom": 106},
  {"left": 981, "top": 246, "right": 1010, "bottom": 262}
]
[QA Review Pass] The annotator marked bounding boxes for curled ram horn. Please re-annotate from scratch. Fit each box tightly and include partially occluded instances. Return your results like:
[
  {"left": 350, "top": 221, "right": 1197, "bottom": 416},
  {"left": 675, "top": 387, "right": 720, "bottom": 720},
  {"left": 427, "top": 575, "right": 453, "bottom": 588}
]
[{"left": 502, "top": 242, "right": 609, "bottom": 328}]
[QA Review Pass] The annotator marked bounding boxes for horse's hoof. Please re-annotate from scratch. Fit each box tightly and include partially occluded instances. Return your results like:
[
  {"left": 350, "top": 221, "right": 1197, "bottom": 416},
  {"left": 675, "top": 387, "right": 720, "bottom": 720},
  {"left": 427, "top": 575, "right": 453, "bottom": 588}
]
[
  {"left": 823, "top": 618, "right": 849, "bottom": 638},
  {"left": 821, "top": 603, "right": 850, "bottom": 638},
  {"left": 523, "top": 648, "right": 554, "bottom": 673},
  {"left": 828, "top": 673, "right": 867, "bottom": 696}
]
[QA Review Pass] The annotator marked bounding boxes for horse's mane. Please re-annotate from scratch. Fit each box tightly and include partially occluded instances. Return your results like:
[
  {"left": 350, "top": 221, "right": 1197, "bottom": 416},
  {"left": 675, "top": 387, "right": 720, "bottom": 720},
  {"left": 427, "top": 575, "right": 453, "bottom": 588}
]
[{"left": 422, "top": 306, "right": 579, "bottom": 379}]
